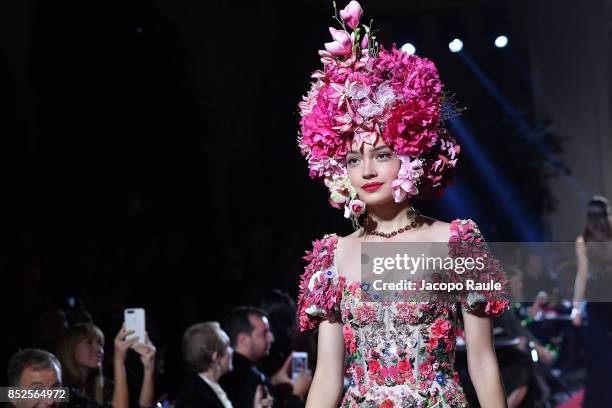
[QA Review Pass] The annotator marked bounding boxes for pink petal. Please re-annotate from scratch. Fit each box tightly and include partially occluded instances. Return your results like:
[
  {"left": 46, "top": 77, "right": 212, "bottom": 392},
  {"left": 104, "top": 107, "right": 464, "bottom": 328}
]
[
  {"left": 339, "top": 1, "right": 363, "bottom": 30},
  {"left": 328, "top": 27, "right": 352, "bottom": 49},
  {"left": 360, "top": 33, "right": 368, "bottom": 49},
  {"left": 325, "top": 41, "right": 352, "bottom": 57}
]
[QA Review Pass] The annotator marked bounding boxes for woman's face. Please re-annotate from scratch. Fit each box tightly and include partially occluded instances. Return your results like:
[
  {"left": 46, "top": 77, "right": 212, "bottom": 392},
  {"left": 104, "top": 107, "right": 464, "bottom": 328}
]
[
  {"left": 346, "top": 138, "right": 401, "bottom": 206},
  {"left": 218, "top": 344, "right": 233, "bottom": 375},
  {"left": 217, "top": 330, "right": 233, "bottom": 375},
  {"left": 74, "top": 336, "right": 104, "bottom": 370}
]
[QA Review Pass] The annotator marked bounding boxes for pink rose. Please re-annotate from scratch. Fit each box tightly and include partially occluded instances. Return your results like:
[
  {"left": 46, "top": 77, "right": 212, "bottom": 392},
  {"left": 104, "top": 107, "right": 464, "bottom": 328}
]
[
  {"left": 339, "top": 1, "right": 363, "bottom": 30},
  {"left": 431, "top": 318, "right": 451, "bottom": 338},
  {"left": 349, "top": 199, "right": 366, "bottom": 216}
]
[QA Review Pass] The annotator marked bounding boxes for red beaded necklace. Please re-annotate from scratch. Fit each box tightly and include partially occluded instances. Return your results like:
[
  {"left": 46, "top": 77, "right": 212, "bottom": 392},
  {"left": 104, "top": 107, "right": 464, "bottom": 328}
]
[{"left": 364, "top": 209, "right": 420, "bottom": 238}]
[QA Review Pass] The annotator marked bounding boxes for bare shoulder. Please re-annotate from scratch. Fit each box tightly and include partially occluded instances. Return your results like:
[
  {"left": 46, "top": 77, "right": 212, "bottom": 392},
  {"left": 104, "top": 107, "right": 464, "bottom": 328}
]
[
  {"left": 576, "top": 235, "right": 585, "bottom": 243},
  {"left": 417, "top": 216, "right": 453, "bottom": 242},
  {"left": 336, "top": 229, "right": 362, "bottom": 252},
  {"left": 336, "top": 230, "right": 366, "bottom": 278}
]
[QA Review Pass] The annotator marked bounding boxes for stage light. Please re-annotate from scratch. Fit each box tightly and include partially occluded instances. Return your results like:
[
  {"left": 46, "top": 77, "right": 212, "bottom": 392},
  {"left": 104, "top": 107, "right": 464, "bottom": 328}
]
[
  {"left": 448, "top": 38, "right": 463, "bottom": 53},
  {"left": 495, "top": 35, "right": 508, "bottom": 48},
  {"left": 401, "top": 43, "right": 416, "bottom": 55}
]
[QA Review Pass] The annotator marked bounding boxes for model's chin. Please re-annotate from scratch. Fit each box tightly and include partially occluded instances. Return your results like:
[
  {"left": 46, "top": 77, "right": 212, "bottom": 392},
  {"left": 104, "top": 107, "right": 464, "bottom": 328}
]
[{"left": 359, "top": 190, "right": 394, "bottom": 206}]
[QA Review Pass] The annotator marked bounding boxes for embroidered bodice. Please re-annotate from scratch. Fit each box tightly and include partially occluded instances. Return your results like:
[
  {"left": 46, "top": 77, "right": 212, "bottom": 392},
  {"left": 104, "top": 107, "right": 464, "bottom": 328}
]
[{"left": 297, "top": 219, "right": 509, "bottom": 407}]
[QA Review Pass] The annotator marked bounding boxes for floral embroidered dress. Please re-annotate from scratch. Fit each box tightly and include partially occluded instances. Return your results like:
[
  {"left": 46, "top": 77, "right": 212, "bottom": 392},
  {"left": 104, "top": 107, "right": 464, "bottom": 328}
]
[{"left": 297, "top": 219, "right": 509, "bottom": 408}]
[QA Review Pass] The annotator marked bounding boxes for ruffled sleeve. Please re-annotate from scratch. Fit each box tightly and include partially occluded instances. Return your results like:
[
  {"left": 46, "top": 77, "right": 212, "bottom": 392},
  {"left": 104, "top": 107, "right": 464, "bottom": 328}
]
[
  {"left": 448, "top": 219, "right": 510, "bottom": 318},
  {"left": 297, "top": 233, "right": 343, "bottom": 331}
]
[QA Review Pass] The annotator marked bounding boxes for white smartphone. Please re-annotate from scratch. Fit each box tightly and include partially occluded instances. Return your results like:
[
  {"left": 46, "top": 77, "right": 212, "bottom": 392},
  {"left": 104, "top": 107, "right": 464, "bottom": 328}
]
[
  {"left": 124, "top": 308, "right": 146, "bottom": 344},
  {"left": 291, "top": 352, "right": 308, "bottom": 381}
]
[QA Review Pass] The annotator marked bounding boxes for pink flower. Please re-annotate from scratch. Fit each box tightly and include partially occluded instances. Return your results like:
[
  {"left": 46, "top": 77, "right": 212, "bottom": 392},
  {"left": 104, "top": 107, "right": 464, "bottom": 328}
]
[
  {"left": 380, "top": 365, "right": 389, "bottom": 378},
  {"left": 427, "top": 336, "right": 439, "bottom": 351},
  {"left": 343, "top": 325, "right": 358, "bottom": 353},
  {"left": 389, "top": 365, "right": 399, "bottom": 379},
  {"left": 354, "top": 303, "right": 377, "bottom": 325},
  {"left": 340, "top": 1, "right": 363, "bottom": 30},
  {"left": 348, "top": 199, "right": 366, "bottom": 216},
  {"left": 391, "top": 156, "right": 424, "bottom": 202},
  {"left": 360, "top": 33, "right": 368, "bottom": 49},
  {"left": 431, "top": 318, "right": 451, "bottom": 338},
  {"left": 355, "top": 365, "right": 365, "bottom": 381},
  {"left": 418, "top": 360, "right": 435, "bottom": 380},
  {"left": 325, "top": 27, "right": 353, "bottom": 57}
]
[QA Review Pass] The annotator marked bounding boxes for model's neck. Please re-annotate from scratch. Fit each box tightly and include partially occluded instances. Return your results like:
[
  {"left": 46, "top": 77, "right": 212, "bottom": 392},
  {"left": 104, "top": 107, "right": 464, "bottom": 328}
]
[{"left": 365, "top": 201, "right": 416, "bottom": 233}]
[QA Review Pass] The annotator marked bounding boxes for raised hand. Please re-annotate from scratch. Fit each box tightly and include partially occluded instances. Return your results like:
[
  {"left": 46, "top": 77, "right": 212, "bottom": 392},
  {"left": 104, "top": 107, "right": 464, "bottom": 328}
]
[
  {"left": 133, "top": 332, "right": 157, "bottom": 371},
  {"left": 114, "top": 324, "right": 139, "bottom": 363}
]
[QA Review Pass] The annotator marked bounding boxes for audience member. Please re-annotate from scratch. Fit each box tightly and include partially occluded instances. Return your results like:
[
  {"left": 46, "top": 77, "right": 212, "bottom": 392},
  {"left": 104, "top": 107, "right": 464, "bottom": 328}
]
[
  {"left": 220, "top": 307, "right": 305, "bottom": 408},
  {"left": 5, "top": 348, "right": 62, "bottom": 408},
  {"left": 56, "top": 323, "right": 155, "bottom": 408},
  {"left": 175, "top": 321, "right": 273, "bottom": 408}
]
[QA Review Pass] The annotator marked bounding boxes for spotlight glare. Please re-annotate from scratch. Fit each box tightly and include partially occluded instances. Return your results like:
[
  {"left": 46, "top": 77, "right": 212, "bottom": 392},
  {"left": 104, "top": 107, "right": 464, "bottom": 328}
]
[
  {"left": 495, "top": 35, "right": 509, "bottom": 48},
  {"left": 448, "top": 38, "right": 463, "bottom": 53},
  {"left": 401, "top": 42, "right": 416, "bottom": 55}
]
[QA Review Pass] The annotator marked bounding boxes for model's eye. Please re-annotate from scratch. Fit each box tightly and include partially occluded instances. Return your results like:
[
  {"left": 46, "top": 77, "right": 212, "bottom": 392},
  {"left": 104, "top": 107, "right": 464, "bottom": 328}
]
[
  {"left": 377, "top": 152, "right": 392, "bottom": 160},
  {"left": 347, "top": 157, "right": 360, "bottom": 166}
]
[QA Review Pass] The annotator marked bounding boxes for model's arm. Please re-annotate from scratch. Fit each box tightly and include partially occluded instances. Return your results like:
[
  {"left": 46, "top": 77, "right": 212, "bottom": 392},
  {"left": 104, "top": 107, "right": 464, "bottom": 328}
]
[
  {"left": 305, "top": 320, "right": 345, "bottom": 408},
  {"left": 463, "top": 311, "right": 508, "bottom": 408},
  {"left": 572, "top": 236, "right": 588, "bottom": 326}
]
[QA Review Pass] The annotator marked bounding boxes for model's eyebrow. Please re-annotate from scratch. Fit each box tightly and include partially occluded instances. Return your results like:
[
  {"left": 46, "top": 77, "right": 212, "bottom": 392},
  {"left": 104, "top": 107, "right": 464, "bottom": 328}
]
[{"left": 348, "top": 145, "right": 391, "bottom": 154}]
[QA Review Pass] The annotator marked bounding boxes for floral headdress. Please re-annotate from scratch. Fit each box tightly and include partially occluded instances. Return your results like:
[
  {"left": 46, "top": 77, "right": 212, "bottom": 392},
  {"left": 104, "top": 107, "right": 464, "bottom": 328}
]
[{"left": 298, "top": 1, "right": 461, "bottom": 221}]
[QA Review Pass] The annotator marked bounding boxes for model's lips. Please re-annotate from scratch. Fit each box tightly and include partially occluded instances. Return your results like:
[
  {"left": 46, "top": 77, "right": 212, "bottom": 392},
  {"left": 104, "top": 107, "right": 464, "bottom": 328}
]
[{"left": 362, "top": 182, "right": 384, "bottom": 192}]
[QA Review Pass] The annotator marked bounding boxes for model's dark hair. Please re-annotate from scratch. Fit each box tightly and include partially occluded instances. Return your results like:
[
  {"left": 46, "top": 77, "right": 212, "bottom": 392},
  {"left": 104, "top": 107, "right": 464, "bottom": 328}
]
[{"left": 583, "top": 195, "right": 612, "bottom": 242}]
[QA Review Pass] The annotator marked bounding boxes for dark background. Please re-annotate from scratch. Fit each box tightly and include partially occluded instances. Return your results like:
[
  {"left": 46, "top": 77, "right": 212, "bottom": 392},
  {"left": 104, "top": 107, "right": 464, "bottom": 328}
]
[{"left": 0, "top": 0, "right": 567, "bottom": 393}]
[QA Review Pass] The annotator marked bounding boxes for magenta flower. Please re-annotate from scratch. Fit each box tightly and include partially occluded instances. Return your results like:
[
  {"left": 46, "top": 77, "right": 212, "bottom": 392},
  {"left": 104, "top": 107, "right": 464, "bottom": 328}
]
[
  {"left": 339, "top": 1, "right": 363, "bottom": 30},
  {"left": 325, "top": 27, "right": 353, "bottom": 57}
]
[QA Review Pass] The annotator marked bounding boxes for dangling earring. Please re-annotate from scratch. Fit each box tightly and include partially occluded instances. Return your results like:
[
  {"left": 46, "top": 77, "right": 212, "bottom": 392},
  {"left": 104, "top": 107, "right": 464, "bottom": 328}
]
[{"left": 350, "top": 211, "right": 363, "bottom": 230}]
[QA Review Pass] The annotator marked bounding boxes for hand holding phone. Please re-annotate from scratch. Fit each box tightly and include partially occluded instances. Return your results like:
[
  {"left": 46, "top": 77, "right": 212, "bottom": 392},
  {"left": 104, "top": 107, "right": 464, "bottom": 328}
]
[
  {"left": 291, "top": 352, "right": 308, "bottom": 382},
  {"left": 124, "top": 308, "right": 146, "bottom": 345}
]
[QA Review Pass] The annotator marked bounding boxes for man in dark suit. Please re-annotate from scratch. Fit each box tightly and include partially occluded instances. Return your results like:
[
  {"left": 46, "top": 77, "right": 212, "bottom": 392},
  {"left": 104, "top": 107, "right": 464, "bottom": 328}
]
[{"left": 220, "top": 307, "right": 307, "bottom": 408}]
